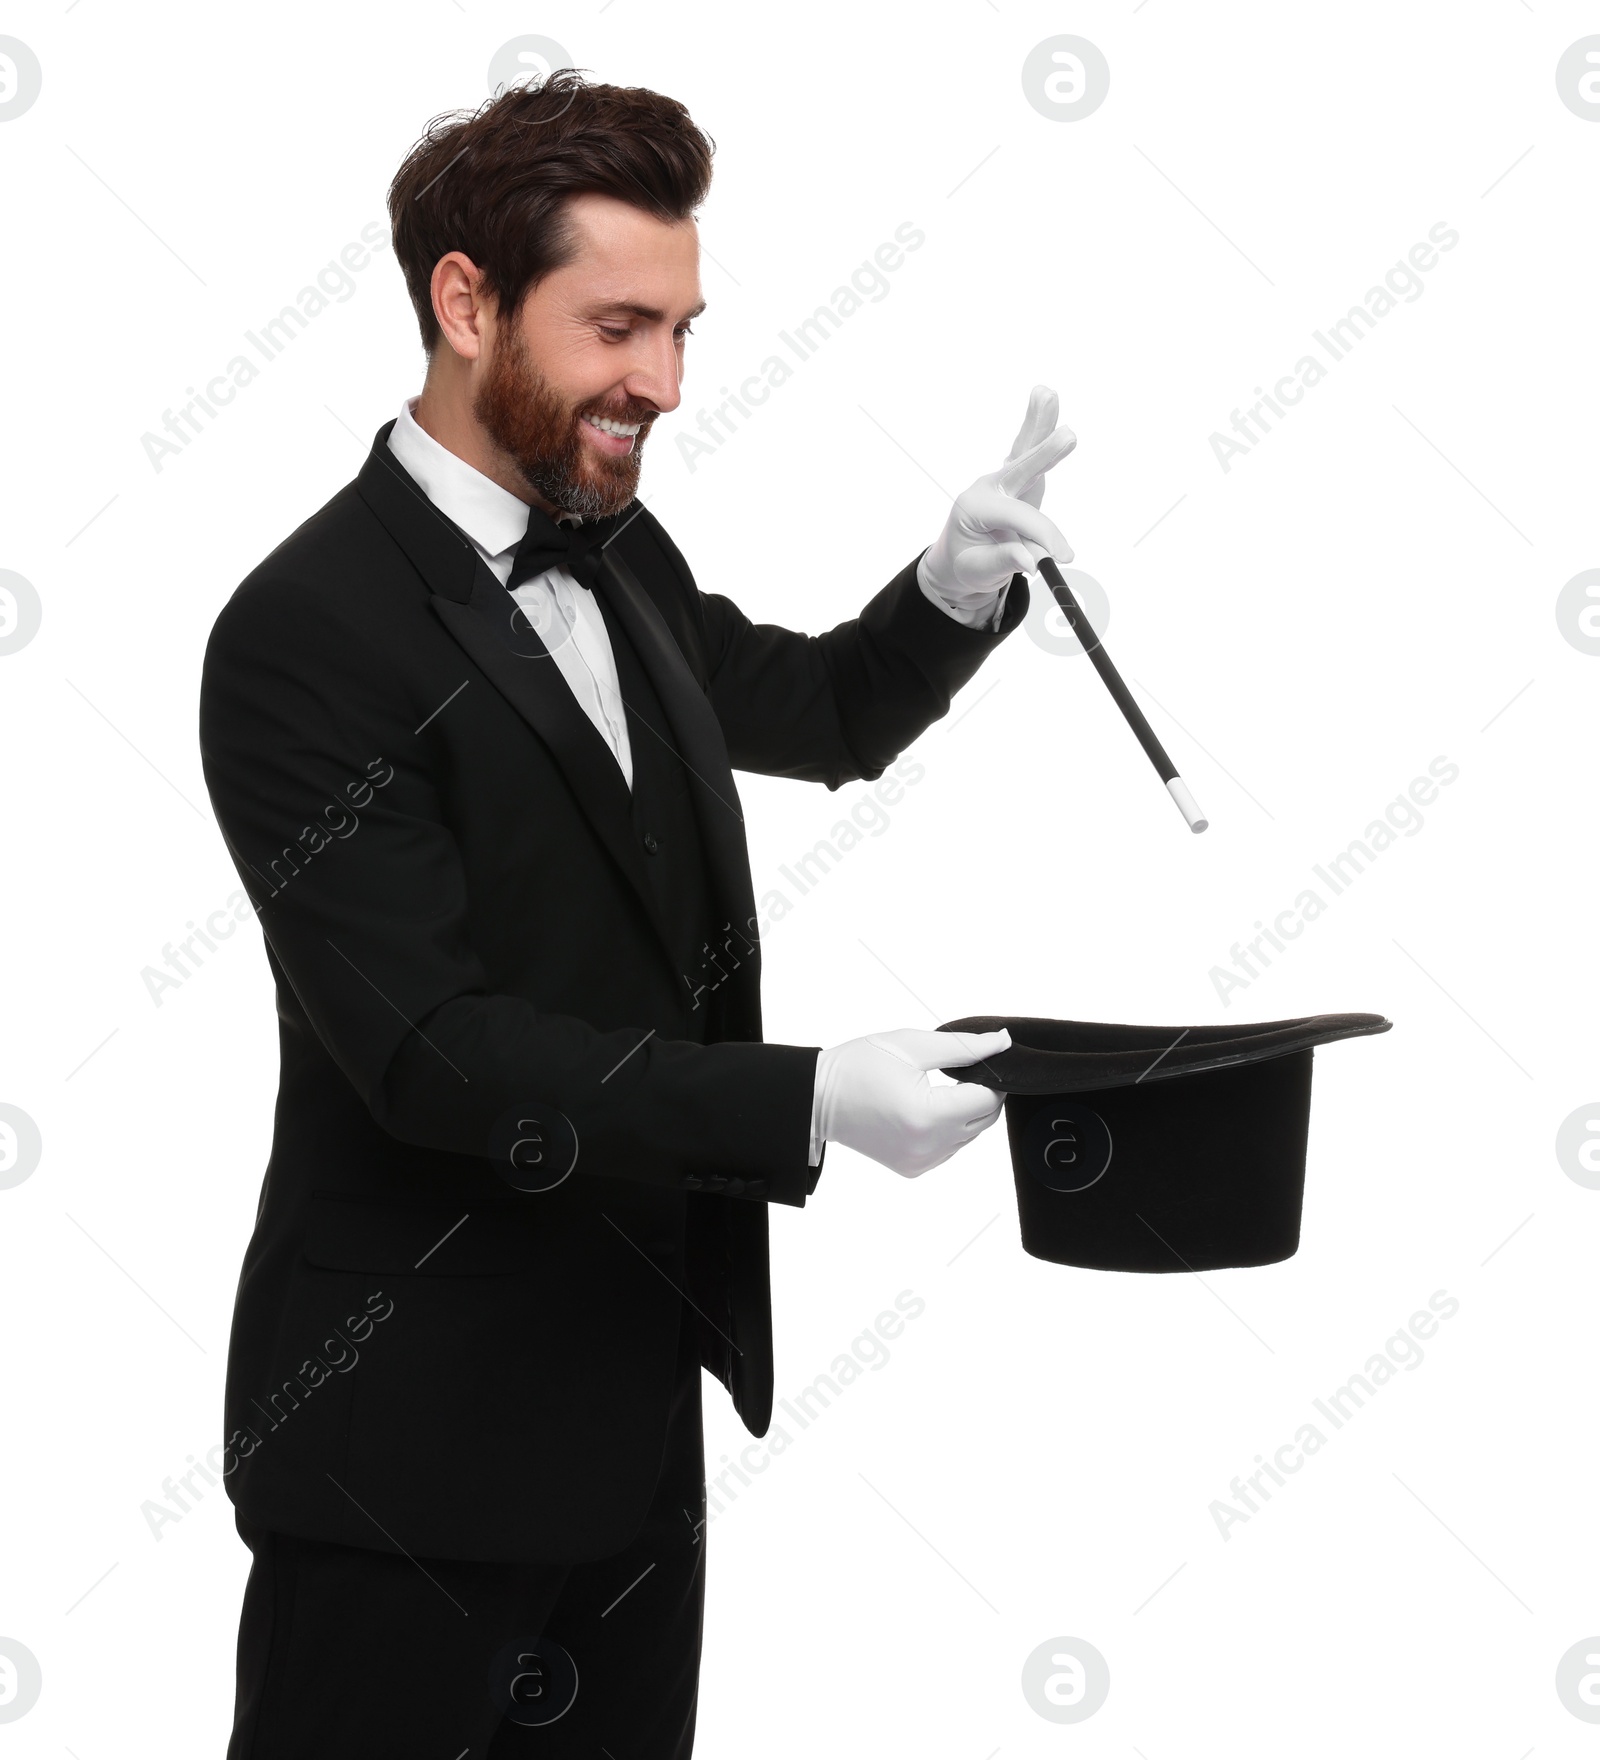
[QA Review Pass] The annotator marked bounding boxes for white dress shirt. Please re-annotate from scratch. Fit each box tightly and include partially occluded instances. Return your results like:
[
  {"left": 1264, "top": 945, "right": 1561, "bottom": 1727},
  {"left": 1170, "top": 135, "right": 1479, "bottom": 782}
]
[
  {"left": 388, "top": 396, "right": 634, "bottom": 788},
  {"left": 387, "top": 392, "right": 1005, "bottom": 1170}
]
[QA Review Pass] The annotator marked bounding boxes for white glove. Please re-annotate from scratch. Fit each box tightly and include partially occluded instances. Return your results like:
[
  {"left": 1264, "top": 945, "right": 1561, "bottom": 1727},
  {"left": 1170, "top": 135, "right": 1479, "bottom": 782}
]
[
  {"left": 809, "top": 1027, "right": 1012, "bottom": 1178},
  {"left": 917, "top": 385, "right": 1077, "bottom": 626}
]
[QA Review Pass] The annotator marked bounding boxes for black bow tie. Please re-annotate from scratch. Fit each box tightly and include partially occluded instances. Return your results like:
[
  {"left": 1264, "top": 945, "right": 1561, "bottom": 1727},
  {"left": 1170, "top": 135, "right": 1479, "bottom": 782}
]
[{"left": 506, "top": 503, "right": 625, "bottom": 595}]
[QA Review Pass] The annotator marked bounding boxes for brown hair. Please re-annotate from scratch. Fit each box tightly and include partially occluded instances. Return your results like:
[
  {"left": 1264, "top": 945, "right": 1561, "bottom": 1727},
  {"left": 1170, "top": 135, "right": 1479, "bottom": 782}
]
[{"left": 387, "top": 70, "right": 715, "bottom": 355}]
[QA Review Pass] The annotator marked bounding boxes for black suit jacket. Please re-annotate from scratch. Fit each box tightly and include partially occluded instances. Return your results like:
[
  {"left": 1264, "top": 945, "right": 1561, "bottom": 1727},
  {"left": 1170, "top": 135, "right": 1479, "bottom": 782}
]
[{"left": 198, "top": 420, "right": 1028, "bottom": 1562}]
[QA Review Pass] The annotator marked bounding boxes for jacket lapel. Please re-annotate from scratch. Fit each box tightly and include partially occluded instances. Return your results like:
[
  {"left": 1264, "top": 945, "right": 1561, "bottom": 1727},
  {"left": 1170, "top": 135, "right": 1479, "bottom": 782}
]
[
  {"left": 431, "top": 572, "right": 677, "bottom": 945},
  {"left": 355, "top": 429, "right": 676, "bottom": 966},
  {"left": 593, "top": 544, "right": 763, "bottom": 1002}
]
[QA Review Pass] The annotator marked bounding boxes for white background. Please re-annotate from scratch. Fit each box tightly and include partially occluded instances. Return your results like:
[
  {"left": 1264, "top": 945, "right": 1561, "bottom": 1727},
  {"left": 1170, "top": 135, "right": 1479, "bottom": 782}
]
[{"left": 2, "top": 1, "right": 1597, "bottom": 1754}]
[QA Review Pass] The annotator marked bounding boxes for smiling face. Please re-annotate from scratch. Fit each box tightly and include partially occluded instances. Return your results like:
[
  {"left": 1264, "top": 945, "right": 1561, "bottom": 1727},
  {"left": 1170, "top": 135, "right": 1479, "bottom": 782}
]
[{"left": 472, "top": 191, "right": 704, "bottom": 519}]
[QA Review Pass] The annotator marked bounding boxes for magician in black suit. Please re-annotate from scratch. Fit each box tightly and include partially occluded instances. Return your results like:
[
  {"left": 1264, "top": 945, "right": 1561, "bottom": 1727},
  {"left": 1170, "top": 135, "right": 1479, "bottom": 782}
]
[{"left": 200, "top": 71, "right": 1077, "bottom": 1760}]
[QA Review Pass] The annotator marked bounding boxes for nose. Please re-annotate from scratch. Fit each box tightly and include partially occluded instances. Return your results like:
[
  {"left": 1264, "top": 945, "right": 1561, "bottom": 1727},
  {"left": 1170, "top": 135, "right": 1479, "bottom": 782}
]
[{"left": 624, "top": 328, "right": 684, "bottom": 418}]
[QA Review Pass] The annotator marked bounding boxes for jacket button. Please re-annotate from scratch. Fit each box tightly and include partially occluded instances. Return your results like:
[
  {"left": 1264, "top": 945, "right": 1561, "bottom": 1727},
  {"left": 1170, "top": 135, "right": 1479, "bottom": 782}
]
[
  {"left": 643, "top": 831, "right": 660, "bottom": 854},
  {"left": 748, "top": 1180, "right": 768, "bottom": 1196},
  {"left": 683, "top": 1174, "right": 704, "bottom": 1189}
]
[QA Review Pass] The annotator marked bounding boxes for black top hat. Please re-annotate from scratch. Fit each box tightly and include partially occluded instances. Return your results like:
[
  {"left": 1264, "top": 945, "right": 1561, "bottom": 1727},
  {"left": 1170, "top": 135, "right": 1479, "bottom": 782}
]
[{"left": 938, "top": 1013, "right": 1392, "bottom": 1273}]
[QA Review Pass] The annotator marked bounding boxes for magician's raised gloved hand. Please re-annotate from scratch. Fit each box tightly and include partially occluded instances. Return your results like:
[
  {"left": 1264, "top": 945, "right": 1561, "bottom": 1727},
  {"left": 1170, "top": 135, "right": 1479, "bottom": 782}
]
[
  {"left": 809, "top": 1028, "right": 1012, "bottom": 1178},
  {"left": 917, "top": 385, "right": 1077, "bottom": 628}
]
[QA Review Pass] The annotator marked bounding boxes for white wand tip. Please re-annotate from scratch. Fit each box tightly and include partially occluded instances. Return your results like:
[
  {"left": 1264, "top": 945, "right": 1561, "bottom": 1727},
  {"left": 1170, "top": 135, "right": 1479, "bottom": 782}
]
[{"left": 1167, "top": 776, "right": 1209, "bottom": 834}]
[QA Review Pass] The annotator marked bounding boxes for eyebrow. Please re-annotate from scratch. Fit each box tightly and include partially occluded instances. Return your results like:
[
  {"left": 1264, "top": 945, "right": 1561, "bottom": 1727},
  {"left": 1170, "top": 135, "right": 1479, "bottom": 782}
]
[{"left": 591, "top": 299, "right": 707, "bottom": 323}]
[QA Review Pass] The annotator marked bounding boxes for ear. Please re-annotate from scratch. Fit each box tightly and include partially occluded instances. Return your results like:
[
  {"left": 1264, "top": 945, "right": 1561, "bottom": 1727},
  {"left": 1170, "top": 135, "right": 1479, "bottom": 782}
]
[{"left": 430, "top": 251, "right": 492, "bottom": 362}]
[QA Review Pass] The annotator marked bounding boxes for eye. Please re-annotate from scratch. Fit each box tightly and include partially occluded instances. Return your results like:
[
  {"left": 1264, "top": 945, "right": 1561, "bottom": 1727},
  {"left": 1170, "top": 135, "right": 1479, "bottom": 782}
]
[
  {"left": 598, "top": 326, "right": 630, "bottom": 342},
  {"left": 676, "top": 322, "right": 694, "bottom": 339}
]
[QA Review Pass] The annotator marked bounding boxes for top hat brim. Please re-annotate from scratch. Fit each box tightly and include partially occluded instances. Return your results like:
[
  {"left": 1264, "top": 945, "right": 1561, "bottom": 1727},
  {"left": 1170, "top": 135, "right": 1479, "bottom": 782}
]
[{"left": 936, "top": 1012, "right": 1392, "bottom": 1094}]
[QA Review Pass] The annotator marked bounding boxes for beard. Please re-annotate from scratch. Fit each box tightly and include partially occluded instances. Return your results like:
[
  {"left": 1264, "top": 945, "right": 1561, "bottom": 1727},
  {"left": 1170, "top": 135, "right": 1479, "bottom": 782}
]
[{"left": 473, "top": 320, "right": 654, "bottom": 521}]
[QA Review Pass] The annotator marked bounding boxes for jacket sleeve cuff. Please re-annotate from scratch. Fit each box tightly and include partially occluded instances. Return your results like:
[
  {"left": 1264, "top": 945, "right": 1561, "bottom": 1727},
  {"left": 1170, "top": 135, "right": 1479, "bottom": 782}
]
[
  {"left": 894, "top": 548, "right": 1031, "bottom": 655},
  {"left": 728, "top": 1041, "right": 822, "bottom": 1208},
  {"left": 916, "top": 553, "right": 1012, "bottom": 632}
]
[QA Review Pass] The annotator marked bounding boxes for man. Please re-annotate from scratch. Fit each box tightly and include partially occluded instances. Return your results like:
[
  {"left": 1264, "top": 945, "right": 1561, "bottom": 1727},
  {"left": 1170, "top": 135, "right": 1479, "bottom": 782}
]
[{"left": 200, "top": 71, "right": 1075, "bottom": 1758}]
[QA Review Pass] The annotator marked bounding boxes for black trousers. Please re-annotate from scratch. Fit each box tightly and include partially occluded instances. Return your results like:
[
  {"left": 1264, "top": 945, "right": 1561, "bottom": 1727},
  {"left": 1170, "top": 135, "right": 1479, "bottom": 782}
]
[{"left": 226, "top": 1299, "right": 706, "bottom": 1757}]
